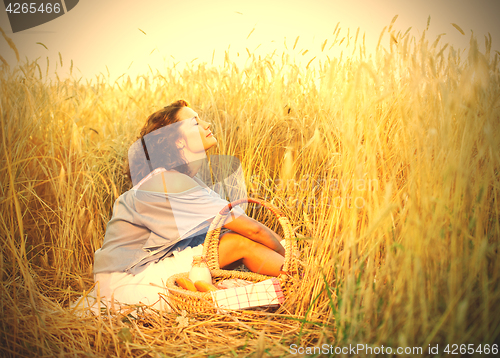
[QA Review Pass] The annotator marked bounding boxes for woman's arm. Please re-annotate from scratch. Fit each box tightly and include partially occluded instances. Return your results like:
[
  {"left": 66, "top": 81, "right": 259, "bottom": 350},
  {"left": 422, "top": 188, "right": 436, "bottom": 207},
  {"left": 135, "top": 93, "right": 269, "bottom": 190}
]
[{"left": 222, "top": 214, "right": 285, "bottom": 256}]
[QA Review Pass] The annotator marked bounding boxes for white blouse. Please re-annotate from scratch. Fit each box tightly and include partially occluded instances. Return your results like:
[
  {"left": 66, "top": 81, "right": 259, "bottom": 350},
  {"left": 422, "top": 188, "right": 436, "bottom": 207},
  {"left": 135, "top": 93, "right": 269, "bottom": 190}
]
[{"left": 93, "top": 168, "right": 246, "bottom": 275}]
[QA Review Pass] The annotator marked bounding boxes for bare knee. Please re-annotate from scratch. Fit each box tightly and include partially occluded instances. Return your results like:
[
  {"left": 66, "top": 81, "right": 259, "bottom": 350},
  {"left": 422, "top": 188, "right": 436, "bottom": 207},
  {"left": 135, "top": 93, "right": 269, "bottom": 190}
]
[
  {"left": 218, "top": 231, "right": 254, "bottom": 267},
  {"left": 219, "top": 231, "right": 255, "bottom": 253}
]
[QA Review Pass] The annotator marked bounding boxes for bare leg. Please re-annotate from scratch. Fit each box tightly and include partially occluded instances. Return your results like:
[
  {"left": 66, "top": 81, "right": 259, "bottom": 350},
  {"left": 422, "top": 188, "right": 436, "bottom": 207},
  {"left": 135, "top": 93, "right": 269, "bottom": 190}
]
[{"left": 218, "top": 231, "right": 285, "bottom": 276}]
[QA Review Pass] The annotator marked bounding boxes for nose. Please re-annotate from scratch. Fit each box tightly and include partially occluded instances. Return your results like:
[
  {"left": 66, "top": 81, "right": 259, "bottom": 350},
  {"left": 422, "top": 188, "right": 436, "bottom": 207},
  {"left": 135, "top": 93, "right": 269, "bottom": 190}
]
[{"left": 202, "top": 120, "right": 211, "bottom": 130}]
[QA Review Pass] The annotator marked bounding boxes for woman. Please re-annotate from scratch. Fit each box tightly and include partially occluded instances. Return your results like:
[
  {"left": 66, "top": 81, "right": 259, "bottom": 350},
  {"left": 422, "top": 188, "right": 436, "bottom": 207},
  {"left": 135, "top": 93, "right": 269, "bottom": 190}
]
[{"left": 91, "top": 100, "right": 285, "bottom": 311}]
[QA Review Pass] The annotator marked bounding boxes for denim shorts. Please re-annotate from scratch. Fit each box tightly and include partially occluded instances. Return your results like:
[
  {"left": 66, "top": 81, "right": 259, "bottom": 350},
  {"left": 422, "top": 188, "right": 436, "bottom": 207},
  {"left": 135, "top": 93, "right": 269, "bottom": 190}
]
[
  {"left": 170, "top": 227, "right": 231, "bottom": 252},
  {"left": 168, "top": 232, "right": 206, "bottom": 254}
]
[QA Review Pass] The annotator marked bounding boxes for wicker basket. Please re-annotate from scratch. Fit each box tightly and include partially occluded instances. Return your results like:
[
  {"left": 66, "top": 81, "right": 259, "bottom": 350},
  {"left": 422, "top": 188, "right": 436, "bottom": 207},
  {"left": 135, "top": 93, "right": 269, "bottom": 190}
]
[{"left": 165, "top": 197, "right": 299, "bottom": 313}]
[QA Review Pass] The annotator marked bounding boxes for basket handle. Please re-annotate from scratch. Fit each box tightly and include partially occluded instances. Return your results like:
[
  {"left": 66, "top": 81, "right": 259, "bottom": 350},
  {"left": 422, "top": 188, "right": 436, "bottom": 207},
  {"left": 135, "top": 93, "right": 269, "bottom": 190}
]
[{"left": 202, "top": 197, "right": 298, "bottom": 278}]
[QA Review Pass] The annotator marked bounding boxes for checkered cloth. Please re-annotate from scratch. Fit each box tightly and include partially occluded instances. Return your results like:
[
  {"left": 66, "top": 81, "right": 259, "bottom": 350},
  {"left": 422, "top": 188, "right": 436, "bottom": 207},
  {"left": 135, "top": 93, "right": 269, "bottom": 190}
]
[{"left": 210, "top": 278, "right": 284, "bottom": 310}]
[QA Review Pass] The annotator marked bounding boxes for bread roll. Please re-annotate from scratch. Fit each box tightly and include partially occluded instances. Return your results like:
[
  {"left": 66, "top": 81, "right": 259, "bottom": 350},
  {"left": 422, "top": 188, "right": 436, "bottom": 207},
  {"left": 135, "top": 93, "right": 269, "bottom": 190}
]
[
  {"left": 194, "top": 280, "right": 218, "bottom": 292},
  {"left": 176, "top": 277, "right": 197, "bottom": 292}
]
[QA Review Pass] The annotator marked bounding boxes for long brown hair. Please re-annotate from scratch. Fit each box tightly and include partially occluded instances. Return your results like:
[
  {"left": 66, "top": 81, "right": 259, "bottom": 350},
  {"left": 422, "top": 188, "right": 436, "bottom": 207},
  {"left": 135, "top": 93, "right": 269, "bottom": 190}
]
[{"left": 124, "top": 99, "right": 191, "bottom": 184}]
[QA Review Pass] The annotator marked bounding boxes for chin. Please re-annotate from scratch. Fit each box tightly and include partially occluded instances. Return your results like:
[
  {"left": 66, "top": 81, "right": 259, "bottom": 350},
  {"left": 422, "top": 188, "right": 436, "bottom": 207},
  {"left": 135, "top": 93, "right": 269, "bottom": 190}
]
[
  {"left": 207, "top": 141, "right": 217, "bottom": 150},
  {"left": 205, "top": 140, "right": 217, "bottom": 150}
]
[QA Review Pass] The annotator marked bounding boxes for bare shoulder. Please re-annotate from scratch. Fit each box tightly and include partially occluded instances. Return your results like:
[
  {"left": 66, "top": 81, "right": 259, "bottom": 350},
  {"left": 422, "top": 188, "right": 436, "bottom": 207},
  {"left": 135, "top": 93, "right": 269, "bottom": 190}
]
[{"left": 138, "top": 170, "right": 199, "bottom": 193}]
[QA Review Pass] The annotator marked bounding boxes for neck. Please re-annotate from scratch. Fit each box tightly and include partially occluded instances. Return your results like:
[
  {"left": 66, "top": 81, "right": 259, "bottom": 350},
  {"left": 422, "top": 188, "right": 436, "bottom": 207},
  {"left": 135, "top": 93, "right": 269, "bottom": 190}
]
[
  {"left": 185, "top": 160, "right": 203, "bottom": 177},
  {"left": 176, "top": 154, "right": 206, "bottom": 177}
]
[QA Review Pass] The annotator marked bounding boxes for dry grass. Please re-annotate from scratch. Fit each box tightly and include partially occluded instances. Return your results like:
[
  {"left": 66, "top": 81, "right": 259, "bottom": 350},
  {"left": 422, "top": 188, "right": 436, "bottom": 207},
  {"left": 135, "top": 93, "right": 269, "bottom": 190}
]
[{"left": 1, "top": 21, "right": 499, "bottom": 357}]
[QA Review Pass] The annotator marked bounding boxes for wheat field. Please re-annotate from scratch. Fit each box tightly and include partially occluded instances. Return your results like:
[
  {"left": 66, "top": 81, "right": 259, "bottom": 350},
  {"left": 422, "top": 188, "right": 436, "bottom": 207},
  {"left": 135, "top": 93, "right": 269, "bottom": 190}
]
[{"left": 0, "top": 20, "right": 499, "bottom": 357}]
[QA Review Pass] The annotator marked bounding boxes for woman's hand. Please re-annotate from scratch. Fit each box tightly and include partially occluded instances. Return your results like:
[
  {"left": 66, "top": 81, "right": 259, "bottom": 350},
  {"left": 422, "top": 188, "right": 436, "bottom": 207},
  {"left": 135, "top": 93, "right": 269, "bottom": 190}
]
[{"left": 222, "top": 215, "right": 285, "bottom": 256}]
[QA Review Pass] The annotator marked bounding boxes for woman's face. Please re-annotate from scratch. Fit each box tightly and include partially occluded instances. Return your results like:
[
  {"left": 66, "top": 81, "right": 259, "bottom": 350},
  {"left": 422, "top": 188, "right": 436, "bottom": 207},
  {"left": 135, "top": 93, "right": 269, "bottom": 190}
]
[{"left": 176, "top": 107, "right": 217, "bottom": 153}]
